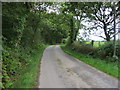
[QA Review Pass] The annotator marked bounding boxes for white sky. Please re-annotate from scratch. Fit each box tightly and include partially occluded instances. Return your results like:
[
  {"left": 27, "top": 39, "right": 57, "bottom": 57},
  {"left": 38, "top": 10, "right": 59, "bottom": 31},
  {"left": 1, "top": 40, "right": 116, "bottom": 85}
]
[
  {"left": 79, "top": 20, "right": 119, "bottom": 41},
  {"left": 78, "top": 29, "right": 105, "bottom": 41},
  {"left": 78, "top": 30, "right": 105, "bottom": 41},
  {"left": 79, "top": 20, "right": 105, "bottom": 41}
]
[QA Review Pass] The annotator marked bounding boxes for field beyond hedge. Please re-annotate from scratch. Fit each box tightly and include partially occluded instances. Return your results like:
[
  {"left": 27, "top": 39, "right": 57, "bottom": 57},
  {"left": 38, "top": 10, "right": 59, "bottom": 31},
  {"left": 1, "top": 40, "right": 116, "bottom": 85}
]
[{"left": 85, "top": 41, "right": 105, "bottom": 47}]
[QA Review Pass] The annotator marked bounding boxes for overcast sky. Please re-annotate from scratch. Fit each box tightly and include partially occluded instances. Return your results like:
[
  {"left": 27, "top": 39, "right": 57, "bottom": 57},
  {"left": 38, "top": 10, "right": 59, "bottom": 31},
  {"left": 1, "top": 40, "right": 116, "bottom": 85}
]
[
  {"left": 79, "top": 20, "right": 105, "bottom": 41},
  {"left": 79, "top": 20, "right": 119, "bottom": 41}
]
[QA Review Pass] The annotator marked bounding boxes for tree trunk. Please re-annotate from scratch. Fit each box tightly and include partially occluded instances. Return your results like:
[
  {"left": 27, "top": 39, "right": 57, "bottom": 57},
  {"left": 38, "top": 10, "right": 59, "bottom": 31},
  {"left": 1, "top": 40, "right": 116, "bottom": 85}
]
[
  {"left": 113, "top": 2, "right": 117, "bottom": 58},
  {"left": 74, "top": 29, "right": 78, "bottom": 41},
  {"left": 103, "top": 24, "right": 110, "bottom": 41},
  {"left": 73, "top": 16, "right": 80, "bottom": 41},
  {"left": 69, "top": 16, "right": 74, "bottom": 45}
]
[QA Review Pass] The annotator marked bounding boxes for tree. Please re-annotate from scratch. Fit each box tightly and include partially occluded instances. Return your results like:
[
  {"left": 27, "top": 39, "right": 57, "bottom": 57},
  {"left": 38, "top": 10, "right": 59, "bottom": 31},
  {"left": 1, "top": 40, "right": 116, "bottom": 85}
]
[
  {"left": 61, "top": 2, "right": 85, "bottom": 45},
  {"left": 40, "top": 12, "right": 70, "bottom": 44},
  {"left": 2, "top": 2, "right": 36, "bottom": 48},
  {"left": 83, "top": 2, "right": 120, "bottom": 41}
]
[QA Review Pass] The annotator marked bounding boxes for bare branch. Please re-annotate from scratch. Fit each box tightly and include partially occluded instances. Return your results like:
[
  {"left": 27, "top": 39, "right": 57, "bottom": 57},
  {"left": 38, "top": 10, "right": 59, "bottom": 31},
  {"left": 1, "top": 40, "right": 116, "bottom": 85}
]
[
  {"left": 93, "top": 34, "right": 106, "bottom": 39},
  {"left": 94, "top": 13, "right": 103, "bottom": 22},
  {"left": 110, "top": 31, "right": 120, "bottom": 39},
  {"left": 106, "top": 17, "right": 114, "bottom": 25}
]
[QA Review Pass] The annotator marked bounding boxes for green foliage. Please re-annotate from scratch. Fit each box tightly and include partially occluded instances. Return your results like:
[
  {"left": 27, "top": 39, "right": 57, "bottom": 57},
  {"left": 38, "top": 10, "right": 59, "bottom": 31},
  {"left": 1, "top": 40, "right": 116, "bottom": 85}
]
[
  {"left": 70, "top": 41, "right": 96, "bottom": 54},
  {"left": 3, "top": 48, "right": 21, "bottom": 75},
  {"left": 61, "top": 2, "right": 85, "bottom": 45},
  {"left": 3, "top": 2, "right": 119, "bottom": 88},
  {"left": 68, "top": 40, "right": 120, "bottom": 62},
  {"left": 2, "top": 44, "right": 47, "bottom": 88},
  {"left": 2, "top": 2, "right": 29, "bottom": 47},
  {"left": 65, "top": 36, "right": 71, "bottom": 46},
  {"left": 21, "top": 11, "right": 42, "bottom": 47},
  {"left": 40, "top": 13, "right": 69, "bottom": 44},
  {"left": 2, "top": 47, "right": 23, "bottom": 88},
  {"left": 92, "top": 41, "right": 120, "bottom": 61},
  {"left": 65, "top": 40, "right": 120, "bottom": 67},
  {"left": 2, "top": 66, "right": 12, "bottom": 88},
  {"left": 13, "top": 44, "right": 47, "bottom": 88},
  {"left": 2, "top": 46, "right": 23, "bottom": 88},
  {"left": 2, "top": 2, "right": 70, "bottom": 88}
]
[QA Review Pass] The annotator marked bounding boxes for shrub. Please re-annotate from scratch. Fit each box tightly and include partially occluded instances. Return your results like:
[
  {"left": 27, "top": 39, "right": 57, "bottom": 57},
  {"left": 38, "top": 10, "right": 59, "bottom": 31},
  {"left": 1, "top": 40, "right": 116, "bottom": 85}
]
[
  {"left": 71, "top": 41, "right": 96, "bottom": 54},
  {"left": 2, "top": 46, "right": 24, "bottom": 88},
  {"left": 116, "top": 40, "right": 120, "bottom": 58},
  {"left": 66, "top": 37, "right": 72, "bottom": 46},
  {"left": 92, "top": 41, "right": 120, "bottom": 60},
  {"left": 62, "top": 38, "right": 67, "bottom": 44}
]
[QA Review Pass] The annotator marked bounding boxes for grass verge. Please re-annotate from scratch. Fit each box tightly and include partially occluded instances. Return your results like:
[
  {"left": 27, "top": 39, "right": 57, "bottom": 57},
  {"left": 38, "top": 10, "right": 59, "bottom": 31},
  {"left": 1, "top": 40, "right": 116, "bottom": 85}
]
[
  {"left": 13, "top": 45, "right": 49, "bottom": 88},
  {"left": 60, "top": 44, "right": 119, "bottom": 79}
]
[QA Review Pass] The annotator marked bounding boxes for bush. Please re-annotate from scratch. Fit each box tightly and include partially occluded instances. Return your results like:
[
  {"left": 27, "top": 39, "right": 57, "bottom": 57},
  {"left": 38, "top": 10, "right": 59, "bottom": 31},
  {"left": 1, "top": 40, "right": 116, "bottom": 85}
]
[
  {"left": 92, "top": 41, "right": 120, "bottom": 60},
  {"left": 65, "top": 40, "right": 120, "bottom": 63},
  {"left": 2, "top": 46, "right": 23, "bottom": 88},
  {"left": 71, "top": 41, "right": 96, "bottom": 54},
  {"left": 116, "top": 40, "right": 120, "bottom": 58},
  {"left": 62, "top": 38, "right": 67, "bottom": 44},
  {"left": 65, "top": 37, "right": 72, "bottom": 46}
]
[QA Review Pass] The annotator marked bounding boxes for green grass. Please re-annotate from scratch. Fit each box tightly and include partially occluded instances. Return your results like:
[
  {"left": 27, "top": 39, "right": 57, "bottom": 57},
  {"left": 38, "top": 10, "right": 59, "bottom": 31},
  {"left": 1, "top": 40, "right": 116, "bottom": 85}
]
[
  {"left": 13, "top": 45, "right": 49, "bottom": 88},
  {"left": 61, "top": 44, "right": 119, "bottom": 79},
  {"left": 86, "top": 41, "right": 105, "bottom": 47}
]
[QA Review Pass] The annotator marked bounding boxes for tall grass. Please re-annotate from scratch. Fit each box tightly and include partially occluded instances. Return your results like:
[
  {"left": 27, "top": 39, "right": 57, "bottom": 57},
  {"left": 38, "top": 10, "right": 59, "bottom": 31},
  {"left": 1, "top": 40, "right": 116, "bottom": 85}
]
[
  {"left": 12, "top": 45, "right": 48, "bottom": 88},
  {"left": 61, "top": 45, "right": 119, "bottom": 79}
]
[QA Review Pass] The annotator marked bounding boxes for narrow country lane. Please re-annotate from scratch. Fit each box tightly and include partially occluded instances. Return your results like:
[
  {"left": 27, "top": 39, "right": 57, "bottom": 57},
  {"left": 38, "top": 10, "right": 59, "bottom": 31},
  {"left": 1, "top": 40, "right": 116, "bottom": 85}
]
[{"left": 38, "top": 45, "right": 119, "bottom": 88}]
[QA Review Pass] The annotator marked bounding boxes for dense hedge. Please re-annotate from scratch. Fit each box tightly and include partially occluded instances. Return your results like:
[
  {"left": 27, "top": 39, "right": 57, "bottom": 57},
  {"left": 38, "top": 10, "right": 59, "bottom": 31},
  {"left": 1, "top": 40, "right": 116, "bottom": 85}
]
[
  {"left": 70, "top": 41, "right": 96, "bottom": 54},
  {"left": 69, "top": 41, "right": 120, "bottom": 62},
  {"left": 92, "top": 41, "right": 120, "bottom": 60}
]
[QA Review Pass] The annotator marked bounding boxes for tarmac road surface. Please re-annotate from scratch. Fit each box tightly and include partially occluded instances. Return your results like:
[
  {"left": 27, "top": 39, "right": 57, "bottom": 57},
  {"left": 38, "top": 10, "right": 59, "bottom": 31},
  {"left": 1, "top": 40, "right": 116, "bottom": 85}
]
[{"left": 38, "top": 45, "right": 119, "bottom": 88}]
